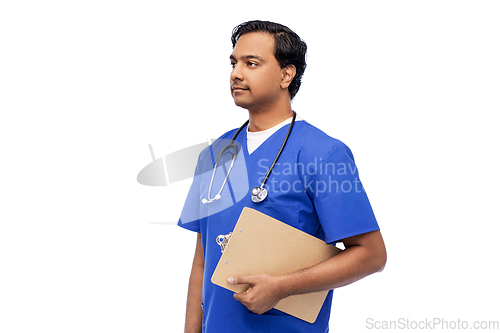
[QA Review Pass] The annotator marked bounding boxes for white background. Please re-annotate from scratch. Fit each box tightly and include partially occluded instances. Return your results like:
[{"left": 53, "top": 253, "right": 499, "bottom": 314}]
[{"left": 1, "top": 1, "right": 499, "bottom": 332}]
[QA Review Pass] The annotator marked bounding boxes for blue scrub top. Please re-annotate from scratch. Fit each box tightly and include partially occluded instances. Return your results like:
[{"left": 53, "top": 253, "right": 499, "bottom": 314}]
[{"left": 178, "top": 120, "right": 379, "bottom": 333}]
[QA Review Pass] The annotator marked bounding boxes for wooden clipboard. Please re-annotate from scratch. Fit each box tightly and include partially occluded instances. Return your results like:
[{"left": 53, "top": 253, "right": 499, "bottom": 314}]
[{"left": 211, "top": 207, "right": 341, "bottom": 323}]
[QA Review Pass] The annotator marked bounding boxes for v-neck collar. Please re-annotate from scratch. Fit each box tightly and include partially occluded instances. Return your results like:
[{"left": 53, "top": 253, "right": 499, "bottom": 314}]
[{"left": 239, "top": 122, "right": 295, "bottom": 159}]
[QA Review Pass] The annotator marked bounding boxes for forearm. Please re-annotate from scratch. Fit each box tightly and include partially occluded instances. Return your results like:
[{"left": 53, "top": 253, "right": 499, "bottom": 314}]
[
  {"left": 276, "top": 231, "right": 386, "bottom": 299},
  {"left": 184, "top": 234, "right": 204, "bottom": 333},
  {"left": 228, "top": 231, "right": 386, "bottom": 315}
]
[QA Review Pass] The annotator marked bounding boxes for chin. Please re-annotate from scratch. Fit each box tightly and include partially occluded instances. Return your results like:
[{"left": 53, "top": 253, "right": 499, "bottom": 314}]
[{"left": 233, "top": 98, "right": 252, "bottom": 109}]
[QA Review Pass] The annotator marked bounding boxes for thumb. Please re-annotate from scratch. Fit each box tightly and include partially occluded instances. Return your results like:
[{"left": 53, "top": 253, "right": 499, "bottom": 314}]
[{"left": 227, "top": 276, "right": 254, "bottom": 285}]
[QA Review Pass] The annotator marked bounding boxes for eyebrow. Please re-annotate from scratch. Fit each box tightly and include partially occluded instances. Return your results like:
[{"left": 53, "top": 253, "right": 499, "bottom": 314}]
[{"left": 229, "top": 54, "right": 265, "bottom": 62}]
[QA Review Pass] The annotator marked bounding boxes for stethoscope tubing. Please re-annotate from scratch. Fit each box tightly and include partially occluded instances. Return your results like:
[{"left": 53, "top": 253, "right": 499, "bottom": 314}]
[
  {"left": 202, "top": 111, "right": 296, "bottom": 204},
  {"left": 257, "top": 111, "right": 296, "bottom": 189}
]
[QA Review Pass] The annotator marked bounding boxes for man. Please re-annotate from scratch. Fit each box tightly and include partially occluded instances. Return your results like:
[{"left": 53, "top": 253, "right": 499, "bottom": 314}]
[{"left": 178, "top": 20, "right": 387, "bottom": 333}]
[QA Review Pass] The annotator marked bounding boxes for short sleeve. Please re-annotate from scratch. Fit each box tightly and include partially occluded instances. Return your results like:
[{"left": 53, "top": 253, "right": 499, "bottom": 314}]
[
  {"left": 177, "top": 154, "right": 203, "bottom": 233},
  {"left": 310, "top": 143, "right": 379, "bottom": 244}
]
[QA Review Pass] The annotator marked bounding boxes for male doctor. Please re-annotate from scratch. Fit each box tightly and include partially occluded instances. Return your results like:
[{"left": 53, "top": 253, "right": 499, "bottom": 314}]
[{"left": 178, "top": 20, "right": 387, "bottom": 333}]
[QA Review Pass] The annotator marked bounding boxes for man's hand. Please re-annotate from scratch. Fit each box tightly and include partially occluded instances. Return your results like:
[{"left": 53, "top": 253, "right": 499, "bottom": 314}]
[
  {"left": 226, "top": 230, "right": 386, "bottom": 317},
  {"left": 227, "top": 274, "right": 284, "bottom": 314}
]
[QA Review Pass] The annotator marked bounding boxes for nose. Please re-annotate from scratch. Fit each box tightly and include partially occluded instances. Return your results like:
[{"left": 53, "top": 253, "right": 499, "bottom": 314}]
[{"left": 230, "top": 63, "right": 243, "bottom": 82}]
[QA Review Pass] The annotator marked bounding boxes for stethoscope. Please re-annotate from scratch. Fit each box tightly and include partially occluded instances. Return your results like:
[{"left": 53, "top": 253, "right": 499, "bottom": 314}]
[{"left": 202, "top": 111, "right": 296, "bottom": 204}]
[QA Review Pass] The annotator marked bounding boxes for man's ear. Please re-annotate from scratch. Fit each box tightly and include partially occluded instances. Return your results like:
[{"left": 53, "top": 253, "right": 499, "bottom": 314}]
[{"left": 280, "top": 64, "right": 296, "bottom": 89}]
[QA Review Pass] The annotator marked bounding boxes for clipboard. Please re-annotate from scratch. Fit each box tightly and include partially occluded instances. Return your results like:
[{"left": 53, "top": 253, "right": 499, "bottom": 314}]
[{"left": 211, "top": 207, "right": 341, "bottom": 323}]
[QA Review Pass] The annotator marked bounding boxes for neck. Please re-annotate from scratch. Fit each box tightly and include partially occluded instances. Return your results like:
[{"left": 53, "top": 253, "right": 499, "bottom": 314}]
[{"left": 247, "top": 99, "right": 293, "bottom": 132}]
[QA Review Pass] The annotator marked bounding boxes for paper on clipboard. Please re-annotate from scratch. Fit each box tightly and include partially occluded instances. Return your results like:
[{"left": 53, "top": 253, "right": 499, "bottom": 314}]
[{"left": 211, "top": 207, "right": 341, "bottom": 323}]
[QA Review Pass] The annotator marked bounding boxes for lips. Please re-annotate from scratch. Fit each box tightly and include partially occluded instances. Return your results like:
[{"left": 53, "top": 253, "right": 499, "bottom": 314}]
[{"left": 232, "top": 85, "right": 249, "bottom": 92}]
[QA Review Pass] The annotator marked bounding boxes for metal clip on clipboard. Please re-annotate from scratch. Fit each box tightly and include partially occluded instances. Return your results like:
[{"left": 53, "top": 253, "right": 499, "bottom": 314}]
[{"left": 216, "top": 232, "right": 232, "bottom": 253}]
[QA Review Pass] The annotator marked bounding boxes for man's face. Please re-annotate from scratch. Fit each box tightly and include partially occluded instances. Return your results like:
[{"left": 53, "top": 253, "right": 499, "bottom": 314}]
[{"left": 229, "top": 32, "right": 286, "bottom": 111}]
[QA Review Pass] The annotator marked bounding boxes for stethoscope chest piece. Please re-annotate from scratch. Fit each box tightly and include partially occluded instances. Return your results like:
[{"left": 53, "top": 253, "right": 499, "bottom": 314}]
[{"left": 251, "top": 186, "right": 268, "bottom": 203}]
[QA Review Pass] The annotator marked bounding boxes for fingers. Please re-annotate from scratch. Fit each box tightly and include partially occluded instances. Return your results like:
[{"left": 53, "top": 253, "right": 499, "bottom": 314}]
[
  {"left": 228, "top": 276, "right": 251, "bottom": 302},
  {"left": 232, "top": 292, "right": 258, "bottom": 313},
  {"left": 227, "top": 277, "right": 238, "bottom": 285},
  {"left": 232, "top": 291, "right": 244, "bottom": 302},
  {"left": 229, "top": 276, "right": 255, "bottom": 302},
  {"left": 227, "top": 275, "right": 255, "bottom": 285},
  {"left": 228, "top": 275, "right": 278, "bottom": 315}
]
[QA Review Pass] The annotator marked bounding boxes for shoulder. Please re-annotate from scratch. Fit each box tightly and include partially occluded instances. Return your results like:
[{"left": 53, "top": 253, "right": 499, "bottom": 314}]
[
  {"left": 294, "top": 121, "right": 355, "bottom": 161},
  {"left": 197, "top": 126, "right": 242, "bottom": 163},
  {"left": 217, "top": 127, "right": 241, "bottom": 141}
]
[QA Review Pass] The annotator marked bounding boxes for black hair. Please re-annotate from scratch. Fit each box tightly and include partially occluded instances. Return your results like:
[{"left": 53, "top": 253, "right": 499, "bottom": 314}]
[{"left": 231, "top": 20, "right": 307, "bottom": 100}]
